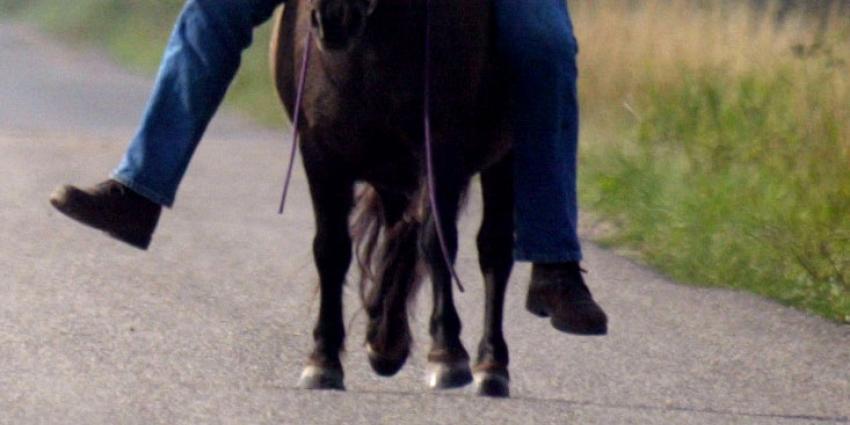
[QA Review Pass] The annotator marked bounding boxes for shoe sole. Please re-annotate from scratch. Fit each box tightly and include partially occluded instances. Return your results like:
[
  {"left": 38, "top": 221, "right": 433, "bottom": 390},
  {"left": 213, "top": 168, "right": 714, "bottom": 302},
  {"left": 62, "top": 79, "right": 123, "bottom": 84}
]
[
  {"left": 50, "top": 197, "right": 151, "bottom": 250},
  {"left": 550, "top": 316, "right": 608, "bottom": 336},
  {"left": 527, "top": 297, "right": 608, "bottom": 336}
]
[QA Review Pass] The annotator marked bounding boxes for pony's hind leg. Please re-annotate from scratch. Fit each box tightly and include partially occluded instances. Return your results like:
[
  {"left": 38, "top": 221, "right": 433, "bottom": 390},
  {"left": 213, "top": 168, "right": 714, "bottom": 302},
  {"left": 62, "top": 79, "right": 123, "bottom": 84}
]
[
  {"left": 363, "top": 190, "right": 419, "bottom": 377},
  {"left": 473, "top": 155, "right": 514, "bottom": 398},
  {"left": 298, "top": 148, "right": 355, "bottom": 391},
  {"left": 421, "top": 165, "right": 473, "bottom": 390}
]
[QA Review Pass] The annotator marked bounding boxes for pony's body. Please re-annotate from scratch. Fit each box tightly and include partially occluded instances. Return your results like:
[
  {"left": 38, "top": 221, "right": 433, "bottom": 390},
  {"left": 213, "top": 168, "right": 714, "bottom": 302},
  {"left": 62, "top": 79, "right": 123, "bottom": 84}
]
[
  {"left": 275, "top": 1, "right": 510, "bottom": 183},
  {"left": 271, "top": 0, "right": 515, "bottom": 396}
]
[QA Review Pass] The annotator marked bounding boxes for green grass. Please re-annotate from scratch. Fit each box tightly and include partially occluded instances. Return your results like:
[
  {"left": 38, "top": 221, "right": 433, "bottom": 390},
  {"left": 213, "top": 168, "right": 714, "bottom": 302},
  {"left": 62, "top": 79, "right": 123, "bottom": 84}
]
[
  {"left": 3, "top": 0, "right": 848, "bottom": 322},
  {"left": 574, "top": 1, "right": 850, "bottom": 322},
  {"left": 581, "top": 68, "right": 850, "bottom": 321}
]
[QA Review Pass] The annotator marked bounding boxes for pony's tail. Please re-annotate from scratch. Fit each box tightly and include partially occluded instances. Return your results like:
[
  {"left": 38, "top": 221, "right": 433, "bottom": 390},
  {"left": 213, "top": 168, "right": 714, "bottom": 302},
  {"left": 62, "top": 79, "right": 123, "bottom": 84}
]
[{"left": 350, "top": 186, "right": 425, "bottom": 315}]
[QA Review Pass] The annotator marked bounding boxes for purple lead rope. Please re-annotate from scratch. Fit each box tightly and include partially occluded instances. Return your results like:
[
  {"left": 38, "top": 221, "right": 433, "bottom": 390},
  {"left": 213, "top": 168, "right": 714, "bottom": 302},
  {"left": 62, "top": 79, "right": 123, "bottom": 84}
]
[
  {"left": 278, "top": 31, "right": 314, "bottom": 215},
  {"left": 423, "top": 1, "right": 465, "bottom": 293}
]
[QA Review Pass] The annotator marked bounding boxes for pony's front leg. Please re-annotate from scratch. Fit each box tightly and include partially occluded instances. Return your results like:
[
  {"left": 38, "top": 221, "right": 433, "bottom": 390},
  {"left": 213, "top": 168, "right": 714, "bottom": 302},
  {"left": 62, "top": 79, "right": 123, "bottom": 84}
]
[
  {"left": 421, "top": 165, "right": 473, "bottom": 390},
  {"left": 473, "top": 156, "right": 514, "bottom": 398},
  {"left": 298, "top": 150, "right": 354, "bottom": 391}
]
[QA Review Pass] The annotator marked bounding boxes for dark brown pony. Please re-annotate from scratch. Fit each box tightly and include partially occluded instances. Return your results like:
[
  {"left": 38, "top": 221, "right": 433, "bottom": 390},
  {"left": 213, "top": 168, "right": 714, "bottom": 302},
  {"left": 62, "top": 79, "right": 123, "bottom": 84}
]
[{"left": 271, "top": 0, "right": 514, "bottom": 397}]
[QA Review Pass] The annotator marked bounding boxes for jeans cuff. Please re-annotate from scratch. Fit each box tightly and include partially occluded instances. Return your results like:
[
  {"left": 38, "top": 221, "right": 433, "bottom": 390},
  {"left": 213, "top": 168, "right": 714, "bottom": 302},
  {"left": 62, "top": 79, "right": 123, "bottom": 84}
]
[
  {"left": 513, "top": 247, "right": 583, "bottom": 263},
  {"left": 111, "top": 171, "right": 175, "bottom": 208}
]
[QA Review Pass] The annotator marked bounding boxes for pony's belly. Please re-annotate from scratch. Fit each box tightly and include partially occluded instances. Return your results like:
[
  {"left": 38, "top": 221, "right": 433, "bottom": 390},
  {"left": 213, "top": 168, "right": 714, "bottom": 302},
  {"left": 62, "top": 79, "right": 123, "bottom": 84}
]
[{"left": 303, "top": 112, "right": 423, "bottom": 191}]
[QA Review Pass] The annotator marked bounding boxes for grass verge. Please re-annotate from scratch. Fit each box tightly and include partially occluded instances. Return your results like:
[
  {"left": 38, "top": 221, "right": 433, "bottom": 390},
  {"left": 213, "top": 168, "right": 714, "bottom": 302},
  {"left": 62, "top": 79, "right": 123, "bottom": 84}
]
[{"left": 573, "top": 0, "right": 850, "bottom": 322}]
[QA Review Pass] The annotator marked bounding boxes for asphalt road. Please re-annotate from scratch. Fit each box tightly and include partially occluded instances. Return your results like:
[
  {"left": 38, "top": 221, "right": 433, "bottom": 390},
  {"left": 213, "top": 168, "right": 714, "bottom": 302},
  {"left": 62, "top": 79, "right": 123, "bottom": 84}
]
[{"left": 1, "top": 22, "right": 848, "bottom": 425}]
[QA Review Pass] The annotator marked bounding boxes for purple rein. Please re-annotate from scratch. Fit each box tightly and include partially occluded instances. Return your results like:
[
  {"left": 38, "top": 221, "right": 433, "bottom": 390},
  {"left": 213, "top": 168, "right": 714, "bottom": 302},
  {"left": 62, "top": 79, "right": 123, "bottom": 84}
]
[
  {"left": 422, "top": 0, "right": 465, "bottom": 292},
  {"left": 278, "top": 31, "right": 314, "bottom": 215}
]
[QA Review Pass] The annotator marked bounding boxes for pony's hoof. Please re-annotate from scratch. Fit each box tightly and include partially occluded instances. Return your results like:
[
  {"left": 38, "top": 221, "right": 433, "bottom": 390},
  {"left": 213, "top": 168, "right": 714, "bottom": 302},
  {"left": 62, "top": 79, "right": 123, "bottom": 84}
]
[
  {"left": 427, "top": 361, "right": 473, "bottom": 390},
  {"left": 298, "top": 365, "right": 345, "bottom": 391},
  {"left": 473, "top": 370, "right": 510, "bottom": 398},
  {"left": 367, "top": 344, "right": 409, "bottom": 377}
]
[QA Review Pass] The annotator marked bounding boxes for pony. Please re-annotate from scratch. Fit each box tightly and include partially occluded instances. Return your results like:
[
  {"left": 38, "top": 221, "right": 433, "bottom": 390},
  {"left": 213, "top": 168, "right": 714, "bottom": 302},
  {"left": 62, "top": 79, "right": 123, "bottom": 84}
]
[{"left": 271, "top": 0, "right": 515, "bottom": 397}]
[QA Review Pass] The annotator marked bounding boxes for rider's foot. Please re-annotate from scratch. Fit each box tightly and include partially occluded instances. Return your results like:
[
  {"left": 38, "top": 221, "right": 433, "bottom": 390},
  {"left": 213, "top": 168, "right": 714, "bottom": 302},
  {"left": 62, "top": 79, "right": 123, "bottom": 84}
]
[
  {"left": 526, "top": 262, "right": 608, "bottom": 335},
  {"left": 49, "top": 179, "right": 162, "bottom": 250}
]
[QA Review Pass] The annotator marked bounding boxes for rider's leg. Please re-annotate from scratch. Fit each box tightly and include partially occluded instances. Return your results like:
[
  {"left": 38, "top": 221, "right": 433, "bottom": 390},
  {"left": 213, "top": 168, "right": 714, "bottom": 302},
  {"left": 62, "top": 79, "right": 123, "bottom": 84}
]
[
  {"left": 50, "top": 0, "right": 284, "bottom": 249},
  {"left": 494, "top": 0, "right": 607, "bottom": 334},
  {"left": 113, "top": 0, "right": 285, "bottom": 207}
]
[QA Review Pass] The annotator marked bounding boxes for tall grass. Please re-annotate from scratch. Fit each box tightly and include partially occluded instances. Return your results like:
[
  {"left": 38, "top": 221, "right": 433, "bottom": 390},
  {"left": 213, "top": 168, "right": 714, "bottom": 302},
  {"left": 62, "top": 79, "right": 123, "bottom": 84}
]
[{"left": 573, "top": 0, "right": 850, "bottom": 322}]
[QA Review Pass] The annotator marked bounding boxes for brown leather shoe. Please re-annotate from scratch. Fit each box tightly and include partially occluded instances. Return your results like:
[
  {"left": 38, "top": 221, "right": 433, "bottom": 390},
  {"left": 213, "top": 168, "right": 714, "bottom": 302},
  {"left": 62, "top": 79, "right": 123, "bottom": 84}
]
[
  {"left": 49, "top": 179, "right": 162, "bottom": 250},
  {"left": 526, "top": 262, "right": 608, "bottom": 335}
]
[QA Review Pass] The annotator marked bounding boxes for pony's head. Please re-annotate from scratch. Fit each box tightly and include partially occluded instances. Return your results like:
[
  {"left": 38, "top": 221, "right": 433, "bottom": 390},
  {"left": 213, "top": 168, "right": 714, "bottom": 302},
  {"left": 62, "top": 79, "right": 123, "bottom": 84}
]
[{"left": 310, "top": 0, "right": 379, "bottom": 51}]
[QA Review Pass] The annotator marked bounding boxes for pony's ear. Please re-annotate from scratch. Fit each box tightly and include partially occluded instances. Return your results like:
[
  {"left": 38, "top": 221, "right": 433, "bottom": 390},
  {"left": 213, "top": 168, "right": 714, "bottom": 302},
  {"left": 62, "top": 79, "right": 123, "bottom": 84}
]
[{"left": 366, "top": 0, "right": 378, "bottom": 15}]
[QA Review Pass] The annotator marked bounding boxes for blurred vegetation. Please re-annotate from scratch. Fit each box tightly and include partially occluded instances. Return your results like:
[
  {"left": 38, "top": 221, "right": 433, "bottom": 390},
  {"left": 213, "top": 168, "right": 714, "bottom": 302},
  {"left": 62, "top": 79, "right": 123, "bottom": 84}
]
[
  {"left": 574, "top": 0, "right": 850, "bottom": 322},
  {"left": 0, "top": 0, "right": 284, "bottom": 126},
  {"left": 1, "top": 0, "right": 848, "bottom": 321}
]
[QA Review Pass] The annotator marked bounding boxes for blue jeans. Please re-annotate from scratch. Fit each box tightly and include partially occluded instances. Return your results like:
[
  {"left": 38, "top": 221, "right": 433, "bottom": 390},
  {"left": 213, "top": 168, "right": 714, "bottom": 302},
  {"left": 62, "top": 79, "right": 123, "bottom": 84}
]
[{"left": 113, "top": 0, "right": 583, "bottom": 263}]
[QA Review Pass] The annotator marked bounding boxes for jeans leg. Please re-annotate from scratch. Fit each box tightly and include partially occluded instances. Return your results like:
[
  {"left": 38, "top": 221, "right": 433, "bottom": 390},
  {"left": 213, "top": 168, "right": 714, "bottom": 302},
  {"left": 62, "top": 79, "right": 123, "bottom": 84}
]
[
  {"left": 494, "top": 0, "right": 582, "bottom": 263},
  {"left": 112, "top": 0, "right": 284, "bottom": 207}
]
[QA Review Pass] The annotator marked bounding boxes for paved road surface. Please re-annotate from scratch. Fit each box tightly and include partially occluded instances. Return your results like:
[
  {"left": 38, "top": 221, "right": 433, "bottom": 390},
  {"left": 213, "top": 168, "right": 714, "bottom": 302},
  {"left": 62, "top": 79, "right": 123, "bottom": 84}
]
[{"left": 1, "top": 22, "right": 848, "bottom": 425}]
